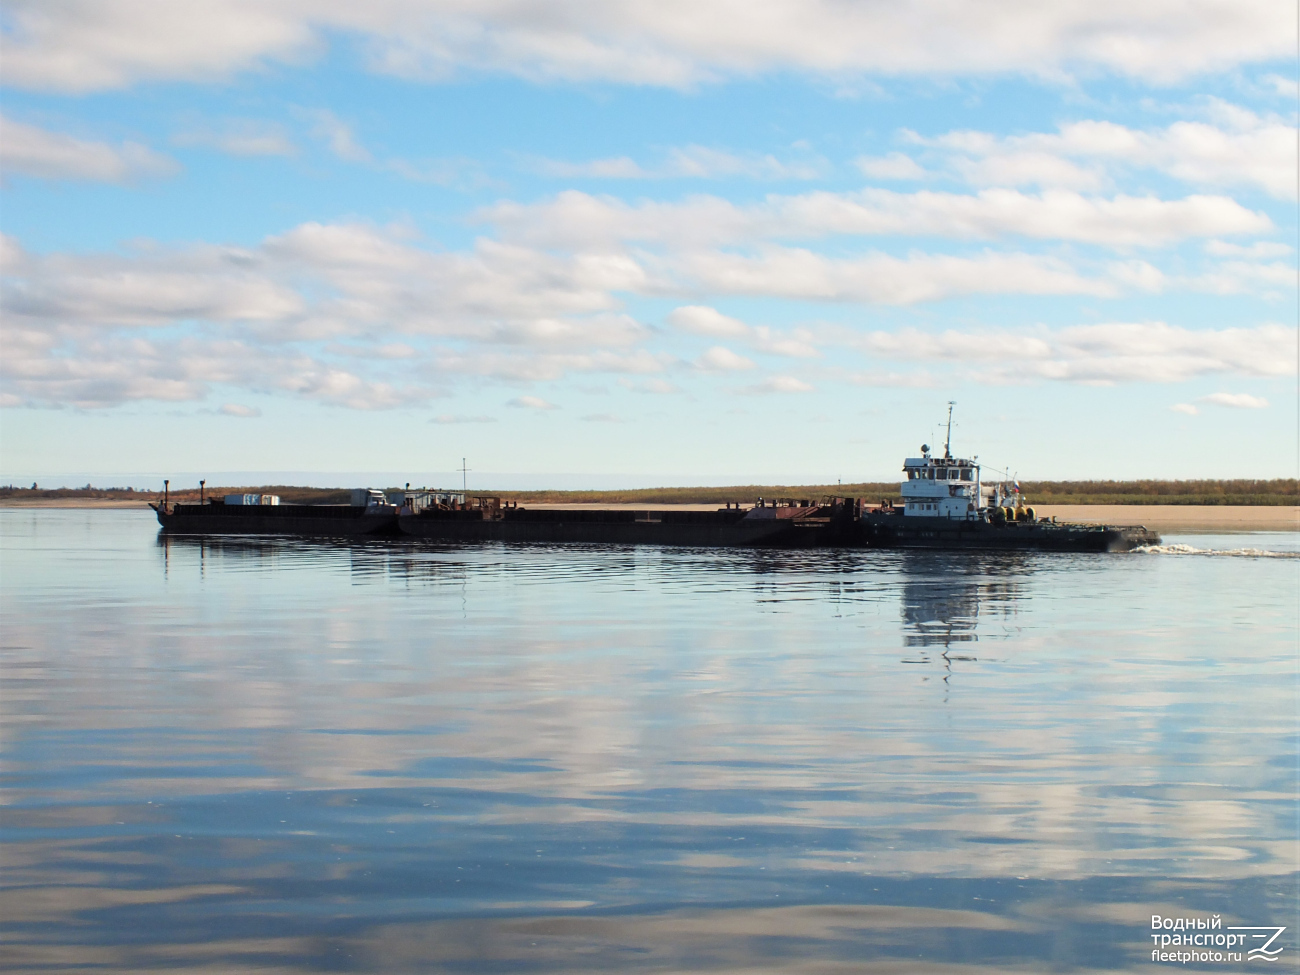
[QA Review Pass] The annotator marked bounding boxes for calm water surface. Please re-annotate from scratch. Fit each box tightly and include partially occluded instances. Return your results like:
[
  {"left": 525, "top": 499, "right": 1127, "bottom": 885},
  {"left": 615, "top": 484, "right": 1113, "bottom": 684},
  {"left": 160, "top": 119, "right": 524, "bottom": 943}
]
[{"left": 2, "top": 509, "right": 1296, "bottom": 973}]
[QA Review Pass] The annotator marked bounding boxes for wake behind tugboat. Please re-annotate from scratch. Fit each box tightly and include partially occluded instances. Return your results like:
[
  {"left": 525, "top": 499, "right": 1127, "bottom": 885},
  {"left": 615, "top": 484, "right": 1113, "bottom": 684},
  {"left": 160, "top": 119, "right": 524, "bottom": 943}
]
[{"left": 151, "top": 408, "right": 1160, "bottom": 552}]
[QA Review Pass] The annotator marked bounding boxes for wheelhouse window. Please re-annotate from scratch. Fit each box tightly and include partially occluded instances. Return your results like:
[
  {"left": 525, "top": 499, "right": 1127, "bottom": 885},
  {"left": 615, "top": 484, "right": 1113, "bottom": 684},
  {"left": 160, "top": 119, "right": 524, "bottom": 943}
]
[{"left": 960, "top": 469, "right": 973, "bottom": 481}]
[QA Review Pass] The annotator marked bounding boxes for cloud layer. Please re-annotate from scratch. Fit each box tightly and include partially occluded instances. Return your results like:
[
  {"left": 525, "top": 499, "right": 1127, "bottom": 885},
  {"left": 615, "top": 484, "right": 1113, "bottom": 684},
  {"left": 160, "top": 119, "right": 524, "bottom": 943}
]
[
  {"left": 905, "top": 102, "right": 1298, "bottom": 199},
  {"left": 2, "top": 214, "right": 1292, "bottom": 409},
  {"left": 485, "top": 187, "right": 1271, "bottom": 250},
  {"left": 3, "top": 0, "right": 1293, "bottom": 92},
  {"left": 0, "top": 114, "right": 177, "bottom": 182}
]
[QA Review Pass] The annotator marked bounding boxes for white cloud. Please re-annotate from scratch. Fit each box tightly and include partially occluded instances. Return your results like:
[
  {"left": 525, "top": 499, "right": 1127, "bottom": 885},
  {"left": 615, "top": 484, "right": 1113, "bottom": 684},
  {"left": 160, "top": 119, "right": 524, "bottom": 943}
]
[
  {"left": 752, "top": 326, "right": 819, "bottom": 358},
  {"left": 851, "top": 321, "right": 1295, "bottom": 384},
  {"left": 487, "top": 187, "right": 1270, "bottom": 250},
  {"left": 534, "top": 156, "right": 648, "bottom": 179},
  {"left": 855, "top": 153, "right": 927, "bottom": 181},
  {"left": 1191, "top": 259, "right": 1297, "bottom": 296},
  {"left": 2, "top": 1, "right": 1290, "bottom": 92},
  {"left": 0, "top": 327, "right": 435, "bottom": 410},
  {"left": 695, "top": 346, "right": 756, "bottom": 371},
  {"left": 507, "top": 395, "right": 558, "bottom": 410},
  {"left": 533, "top": 145, "right": 822, "bottom": 180},
  {"left": 301, "top": 108, "right": 372, "bottom": 162},
  {"left": 620, "top": 378, "right": 681, "bottom": 395},
  {"left": 1261, "top": 73, "right": 1299, "bottom": 98},
  {"left": 219, "top": 403, "right": 262, "bottom": 417},
  {"left": 1200, "top": 391, "right": 1268, "bottom": 408},
  {"left": 847, "top": 370, "right": 937, "bottom": 388},
  {"left": 668, "top": 305, "right": 749, "bottom": 337},
  {"left": 662, "top": 145, "right": 821, "bottom": 180},
  {"left": 672, "top": 248, "right": 1113, "bottom": 304},
  {"left": 173, "top": 119, "right": 296, "bottom": 157},
  {"left": 383, "top": 156, "right": 490, "bottom": 187},
  {"left": 327, "top": 342, "right": 419, "bottom": 359},
  {"left": 738, "top": 375, "right": 814, "bottom": 394},
  {"left": 669, "top": 305, "right": 819, "bottom": 357},
  {"left": 911, "top": 104, "right": 1298, "bottom": 199},
  {"left": 1170, "top": 402, "right": 1199, "bottom": 415},
  {"left": 0, "top": 114, "right": 177, "bottom": 182},
  {"left": 295, "top": 109, "right": 485, "bottom": 185},
  {"left": 1204, "top": 240, "right": 1292, "bottom": 258},
  {"left": 435, "top": 349, "right": 669, "bottom": 382}
]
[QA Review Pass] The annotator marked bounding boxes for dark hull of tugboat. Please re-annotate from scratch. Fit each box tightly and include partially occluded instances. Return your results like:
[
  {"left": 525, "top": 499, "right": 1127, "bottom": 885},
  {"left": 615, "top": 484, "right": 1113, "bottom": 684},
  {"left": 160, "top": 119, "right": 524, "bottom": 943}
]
[
  {"left": 153, "top": 503, "right": 400, "bottom": 537},
  {"left": 398, "top": 508, "right": 828, "bottom": 547},
  {"left": 859, "top": 512, "right": 1159, "bottom": 552}
]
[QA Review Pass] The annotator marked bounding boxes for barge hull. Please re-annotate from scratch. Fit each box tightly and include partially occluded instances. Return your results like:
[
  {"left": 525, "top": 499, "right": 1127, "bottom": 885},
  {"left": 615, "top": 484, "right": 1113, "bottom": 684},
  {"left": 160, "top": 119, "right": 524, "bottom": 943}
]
[
  {"left": 399, "top": 509, "right": 825, "bottom": 547},
  {"left": 155, "top": 503, "right": 399, "bottom": 536},
  {"left": 860, "top": 514, "right": 1158, "bottom": 552}
]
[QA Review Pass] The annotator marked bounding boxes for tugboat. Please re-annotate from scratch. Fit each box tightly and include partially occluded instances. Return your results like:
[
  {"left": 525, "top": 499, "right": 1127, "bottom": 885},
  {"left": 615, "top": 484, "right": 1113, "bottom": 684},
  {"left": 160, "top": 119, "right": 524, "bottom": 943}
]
[{"left": 859, "top": 404, "right": 1160, "bottom": 552}]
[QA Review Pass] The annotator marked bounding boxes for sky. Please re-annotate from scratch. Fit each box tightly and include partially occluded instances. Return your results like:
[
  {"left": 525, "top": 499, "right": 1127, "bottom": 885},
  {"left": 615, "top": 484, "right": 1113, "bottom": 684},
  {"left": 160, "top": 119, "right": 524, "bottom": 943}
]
[{"left": 0, "top": 0, "right": 1297, "bottom": 488}]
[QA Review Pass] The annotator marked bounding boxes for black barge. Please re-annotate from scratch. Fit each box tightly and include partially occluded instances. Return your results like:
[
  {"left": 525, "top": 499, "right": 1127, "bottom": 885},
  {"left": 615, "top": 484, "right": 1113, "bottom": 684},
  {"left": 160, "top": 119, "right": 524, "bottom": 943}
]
[
  {"left": 397, "top": 497, "right": 855, "bottom": 548},
  {"left": 152, "top": 488, "right": 400, "bottom": 536}
]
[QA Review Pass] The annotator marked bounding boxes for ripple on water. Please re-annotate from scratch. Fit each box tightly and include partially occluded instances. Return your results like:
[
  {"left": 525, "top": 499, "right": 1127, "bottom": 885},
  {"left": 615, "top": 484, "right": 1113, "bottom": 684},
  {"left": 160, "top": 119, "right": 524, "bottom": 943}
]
[{"left": 0, "top": 509, "right": 1295, "bottom": 972}]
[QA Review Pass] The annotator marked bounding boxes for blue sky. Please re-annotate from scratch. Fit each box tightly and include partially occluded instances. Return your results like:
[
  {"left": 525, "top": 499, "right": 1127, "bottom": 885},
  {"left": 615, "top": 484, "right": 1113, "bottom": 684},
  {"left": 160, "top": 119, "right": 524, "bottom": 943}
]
[{"left": 1, "top": 1, "right": 1296, "bottom": 486}]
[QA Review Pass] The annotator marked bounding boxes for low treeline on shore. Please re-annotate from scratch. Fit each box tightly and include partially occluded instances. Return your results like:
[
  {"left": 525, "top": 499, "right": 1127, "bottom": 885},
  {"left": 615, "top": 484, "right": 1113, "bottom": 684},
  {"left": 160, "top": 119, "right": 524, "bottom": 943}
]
[{"left": 3, "top": 479, "right": 1296, "bottom": 506}]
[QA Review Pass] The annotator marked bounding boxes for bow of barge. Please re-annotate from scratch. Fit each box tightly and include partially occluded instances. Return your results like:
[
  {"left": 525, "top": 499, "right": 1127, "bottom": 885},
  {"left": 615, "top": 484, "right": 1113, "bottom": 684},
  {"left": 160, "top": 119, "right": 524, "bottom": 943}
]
[{"left": 153, "top": 498, "right": 400, "bottom": 536}]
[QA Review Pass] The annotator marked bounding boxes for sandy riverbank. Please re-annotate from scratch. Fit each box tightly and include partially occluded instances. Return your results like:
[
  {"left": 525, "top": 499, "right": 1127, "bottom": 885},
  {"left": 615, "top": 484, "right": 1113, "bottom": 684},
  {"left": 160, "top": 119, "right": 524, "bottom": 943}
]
[{"left": 1032, "top": 505, "right": 1298, "bottom": 532}]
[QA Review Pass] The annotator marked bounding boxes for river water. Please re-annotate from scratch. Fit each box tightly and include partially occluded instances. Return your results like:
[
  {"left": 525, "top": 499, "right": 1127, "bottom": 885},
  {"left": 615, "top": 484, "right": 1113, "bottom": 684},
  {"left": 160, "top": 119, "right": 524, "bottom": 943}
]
[{"left": 2, "top": 509, "right": 1296, "bottom": 972}]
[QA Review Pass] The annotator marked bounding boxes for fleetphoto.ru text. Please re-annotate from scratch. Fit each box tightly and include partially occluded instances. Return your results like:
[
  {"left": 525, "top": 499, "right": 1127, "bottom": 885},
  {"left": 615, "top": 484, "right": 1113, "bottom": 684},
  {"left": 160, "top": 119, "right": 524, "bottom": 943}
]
[{"left": 1151, "top": 915, "right": 1286, "bottom": 965}]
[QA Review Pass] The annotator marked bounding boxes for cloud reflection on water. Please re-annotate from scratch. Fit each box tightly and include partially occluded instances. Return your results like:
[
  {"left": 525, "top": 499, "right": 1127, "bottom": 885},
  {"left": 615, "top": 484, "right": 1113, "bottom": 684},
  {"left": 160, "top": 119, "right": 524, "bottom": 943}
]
[{"left": 1, "top": 511, "right": 1294, "bottom": 971}]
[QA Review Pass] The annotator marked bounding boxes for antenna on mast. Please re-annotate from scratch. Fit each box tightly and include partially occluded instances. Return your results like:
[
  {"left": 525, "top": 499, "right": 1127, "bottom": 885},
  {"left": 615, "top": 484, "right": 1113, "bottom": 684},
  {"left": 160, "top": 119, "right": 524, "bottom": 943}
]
[
  {"left": 459, "top": 457, "right": 471, "bottom": 493},
  {"left": 944, "top": 401, "right": 955, "bottom": 458}
]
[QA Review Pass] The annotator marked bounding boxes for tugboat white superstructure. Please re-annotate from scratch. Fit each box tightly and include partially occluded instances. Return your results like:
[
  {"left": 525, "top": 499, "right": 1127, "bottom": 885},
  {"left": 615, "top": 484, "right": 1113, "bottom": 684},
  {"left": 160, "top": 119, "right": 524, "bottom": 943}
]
[{"left": 900, "top": 404, "right": 986, "bottom": 521}]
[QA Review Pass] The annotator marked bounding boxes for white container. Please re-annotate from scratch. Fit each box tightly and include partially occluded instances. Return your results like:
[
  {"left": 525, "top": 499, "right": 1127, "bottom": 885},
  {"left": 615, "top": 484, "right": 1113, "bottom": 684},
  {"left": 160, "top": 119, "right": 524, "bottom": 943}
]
[{"left": 261, "top": 495, "right": 280, "bottom": 506}]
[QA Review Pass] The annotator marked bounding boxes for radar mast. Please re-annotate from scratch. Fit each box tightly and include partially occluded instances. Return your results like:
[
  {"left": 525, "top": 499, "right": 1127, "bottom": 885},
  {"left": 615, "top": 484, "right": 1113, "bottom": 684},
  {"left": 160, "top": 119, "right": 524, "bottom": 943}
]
[{"left": 943, "top": 401, "right": 955, "bottom": 459}]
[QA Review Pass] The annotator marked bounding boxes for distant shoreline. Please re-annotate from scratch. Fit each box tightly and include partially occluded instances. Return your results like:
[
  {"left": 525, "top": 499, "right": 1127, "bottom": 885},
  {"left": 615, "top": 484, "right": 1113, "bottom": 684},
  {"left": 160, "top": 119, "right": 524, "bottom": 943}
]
[{"left": 3, "top": 498, "right": 1295, "bottom": 532}]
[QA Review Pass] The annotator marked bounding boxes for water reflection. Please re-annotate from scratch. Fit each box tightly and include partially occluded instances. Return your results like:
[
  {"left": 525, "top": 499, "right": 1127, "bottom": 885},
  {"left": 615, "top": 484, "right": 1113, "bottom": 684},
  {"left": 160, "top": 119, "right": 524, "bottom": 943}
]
[
  {"left": 3, "top": 512, "right": 1296, "bottom": 972},
  {"left": 898, "top": 552, "right": 1027, "bottom": 652}
]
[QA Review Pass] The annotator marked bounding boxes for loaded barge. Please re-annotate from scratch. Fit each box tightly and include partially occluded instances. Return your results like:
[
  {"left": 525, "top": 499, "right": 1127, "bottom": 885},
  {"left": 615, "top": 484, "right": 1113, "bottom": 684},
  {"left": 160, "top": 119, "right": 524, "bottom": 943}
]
[
  {"left": 397, "top": 495, "right": 859, "bottom": 547},
  {"left": 152, "top": 487, "right": 401, "bottom": 537},
  {"left": 150, "top": 410, "right": 1160, "bottom": 551}
]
